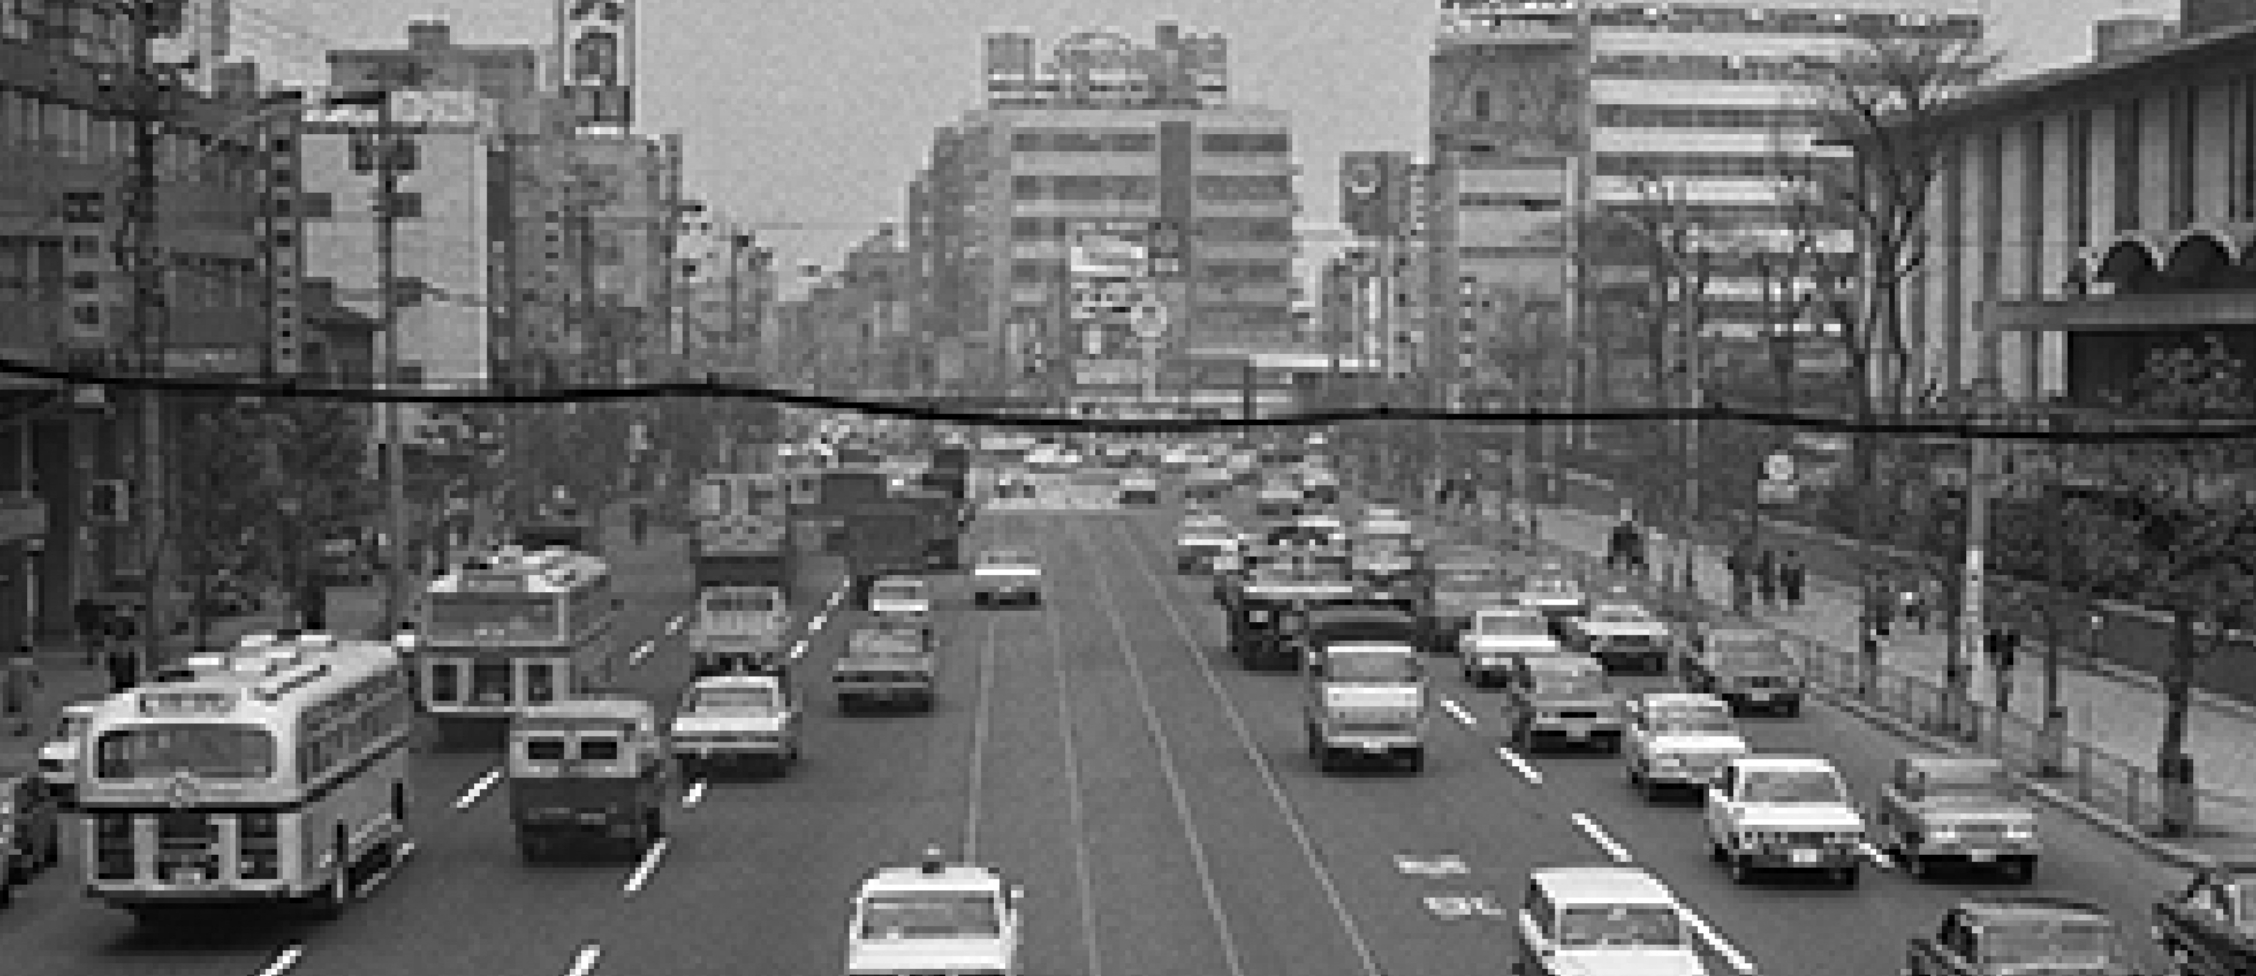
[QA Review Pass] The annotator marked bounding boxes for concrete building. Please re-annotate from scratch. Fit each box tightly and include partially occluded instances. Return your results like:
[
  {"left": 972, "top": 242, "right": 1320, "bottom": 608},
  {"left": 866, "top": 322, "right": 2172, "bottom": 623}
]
[
  {"left": 669, "top": 200, "right": 774, "bottom": 377},
  {"left": 1426, "top": 0, "right": 1981, "bottom": 408},
  {"left": 1898, "top": 1, "right": 2256, "bottom": 405},
  {"left": 0, "top": 7, "right": 270, "bottom": 649},
  {"left": 908, "top": 23, "right": 1297, "bottom": 404}
]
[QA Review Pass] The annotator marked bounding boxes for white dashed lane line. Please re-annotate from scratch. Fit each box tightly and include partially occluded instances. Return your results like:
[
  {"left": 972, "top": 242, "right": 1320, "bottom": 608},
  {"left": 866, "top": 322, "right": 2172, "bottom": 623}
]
[
  {"left": 1857, "top": 840, "right": 1894, "bottom": 869},
  {"left": 622, "top": 837, "right": 671, "bottom": 895},
  {"left": 562, "top": 942, "right": 603, "bottom": 976},
  {"left": 453, "top": 768, "right": 501, "bottom": 810},
  {"left": 665, "top": 613, "right": 686, "bottom": 635},
  {"left": 682, "top": 780, "right": 708, "bottom": 809},
  {"left": 1569, "top": 811, "right": 1632, "bottom": 863},
  {"left": 628, "top": 639, "right": 656, "bottom": 666},
  {"left": 1494, "top": 746, "right": 1545, "bottom": 786},
  {"left": 1438, "top": 698, "right": 1477, "bottom": 728},
  {"left": 251, "top": 942, "right": 306, "bottom": 976},
  {"left": 787, "top": 639, "right": 810, "bottom": 661}
]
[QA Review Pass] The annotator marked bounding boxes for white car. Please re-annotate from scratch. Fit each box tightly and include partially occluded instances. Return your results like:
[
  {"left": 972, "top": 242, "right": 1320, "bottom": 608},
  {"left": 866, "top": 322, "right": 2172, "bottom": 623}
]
[
  {"left": 670, "top": 675, "right": 802, "bottom": 775},
  {"left": 848, "top": 849, "right": 1022, "bottom": 976},
  {"left": 1624, "top": 692, "right": 1749, "bottom": 800},
  {"left": 868, "top": 576, "right": 932, "bottom": 621},
  {"left": 1459, "top": 607, "right": 1562, "bottom": 688},
  {"left": 1514, "top": 865, "right": 1710, "bottom": 976},
  {"left": 972, "top": 547, "right": 1045, "bottom": 607},
  {"left": 1566, "top": 601, "right": 1675, "bottom": 674},
  {"left": 36, "top": 702, "right": 98, "bottom": 802},
  {"left": 1705, "top": 755, "right": 1869, "bottom": 886}
]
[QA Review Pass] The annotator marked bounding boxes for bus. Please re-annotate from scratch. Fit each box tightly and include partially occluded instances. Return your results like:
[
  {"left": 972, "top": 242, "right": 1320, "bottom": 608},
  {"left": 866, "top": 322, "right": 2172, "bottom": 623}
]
[
  {"left": 78, "top": 632, "right": 414, "bottom": 922},
  {"left": 694, "top": 472, "right": 792, "bottom": 590},
  {"left": 418, "top": 547, "right": 623, "bottom": 746}
]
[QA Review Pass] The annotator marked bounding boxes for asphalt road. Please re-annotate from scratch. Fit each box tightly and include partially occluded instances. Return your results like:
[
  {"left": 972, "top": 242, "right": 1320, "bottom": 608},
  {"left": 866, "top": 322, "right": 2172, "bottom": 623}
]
[{"left": 0, "top": 490, "right": 2191, "bottom": 975}]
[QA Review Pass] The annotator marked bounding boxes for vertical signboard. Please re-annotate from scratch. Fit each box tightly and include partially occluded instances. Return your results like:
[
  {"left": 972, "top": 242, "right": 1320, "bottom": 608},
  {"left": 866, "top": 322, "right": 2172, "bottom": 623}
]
[{"left": 559, "top": 0, "right": 634, "bottom": 130}]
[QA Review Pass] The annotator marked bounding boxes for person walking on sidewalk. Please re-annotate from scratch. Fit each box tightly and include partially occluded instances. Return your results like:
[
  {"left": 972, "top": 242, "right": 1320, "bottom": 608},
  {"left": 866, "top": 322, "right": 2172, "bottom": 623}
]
[
  {"left": 1900, "top": 578, "right": 1930, "bottom": 634},
  {"left": 75, "top": 597, "right": 105, "bottom": 665},
  {"left": 4, "top": 642, "right": 39, "bottom": 735},
  {"left": 629, "top": 500, "right": 650, "bottom": 547},
  {"left": 1755, "top": 549, "right": 1779, "bottom": 610},
  {"left": 1726, "top": 544, "right": 1755, "bottom": 615},
  {"left": 1779, "top": 552, "right": 1806, "bottom": 610}
]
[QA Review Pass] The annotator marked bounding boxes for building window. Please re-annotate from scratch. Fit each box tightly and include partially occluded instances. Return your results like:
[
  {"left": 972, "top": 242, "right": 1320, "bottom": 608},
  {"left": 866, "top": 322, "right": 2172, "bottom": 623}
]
[
  {"left": 1473, "top": 89, "right": 1492, "bottom": 121},
  {"left": 1594, "top": 104, "right": 1827, "bottom": 130},
  {"left": 69, "top": 235, "right": 100, "bottom": 258},
  {"left": 1011, "top": 130, "right": 1156, "bottom": 153},
  {"left": 2068, "top": 110, "right": 2092, "bottom": 249},
  {"left": 2173, "top": 85, "right": 2198, "bottom": 227},
  {"left": 2113, "top": 97, "right": 2142, "bottom": 232},
  {"left": 2023, "top": 120, "right": 2045, "bottom": 296},
  {"left": 1198, "top": 132, "right": 1289, "bottom": 154},
  {"left": 1195, "top": 174, "right": 1291, "bottom": 202},
  {"left": 384, "top": 192, "right": 423, "bottom": 220}
]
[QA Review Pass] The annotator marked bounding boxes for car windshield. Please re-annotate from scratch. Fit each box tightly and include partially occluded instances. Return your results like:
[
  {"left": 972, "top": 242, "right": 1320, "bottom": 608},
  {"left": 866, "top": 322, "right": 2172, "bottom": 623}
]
[
  {"left": 1322, "top": 648, "right": 1419, "bottom": 682},
  {"left": 859, "top": 891, "right": 1002, "bottom": 939},
  {"left": 1522, "top": 578, "right": 1577, "bottom": 595},
  {"left": 1478, "top": 614, "right": 1548, "bottom": 637},
  {"left": 1529, "top": 667, "right": 1607, "bottom": 696},
  {"left": 1589, "top": 605, "right": 1651, "bottom": 624},
  {"left": 1556, "top": 905, "right": 1686, "bottom": 949},
  {"left": 1711, "top": 640, "right": 1786, "bottom": 669},
  {"left": 1744, "top": 769, "right": 1845, "bottom": 803},
  {"left": 979, "top": 550, "right": 1035, "bottom": 568},
  {"left": 687, "top": 687, "right": 781, "bottom": 711},
  {"left": 1649, "top": 708, "right": 1736, "bottom": 735},
  {"left": 704, "top": 592, "right": 777, "bottom": 613},
  {"left": 94, "top": 725, "right": 277, "bottom": 780},
  {"left": 1920, "top": 765, "right": 2014, "bottom": 801},
  {"left": 872, "top": 583, "right": 925, "bottom": 603},
  {"left": 1977, "top": 921, "right": 2116, "bottom": 966},
  {"left": 1437, "top": 568, "right": 1501, "bottom": 587}
]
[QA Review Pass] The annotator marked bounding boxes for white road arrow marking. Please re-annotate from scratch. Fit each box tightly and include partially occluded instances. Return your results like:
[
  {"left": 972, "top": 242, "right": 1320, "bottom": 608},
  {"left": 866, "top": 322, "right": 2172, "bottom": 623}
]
[{"left": 787, "top": 639, "right": 810, "bottom": 660}]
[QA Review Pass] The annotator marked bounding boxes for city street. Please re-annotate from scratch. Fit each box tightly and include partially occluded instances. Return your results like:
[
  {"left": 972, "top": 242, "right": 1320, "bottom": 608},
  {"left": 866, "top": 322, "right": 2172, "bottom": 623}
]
[{"left": 0, "top": 492, "right": 2190, "bottom": 975}]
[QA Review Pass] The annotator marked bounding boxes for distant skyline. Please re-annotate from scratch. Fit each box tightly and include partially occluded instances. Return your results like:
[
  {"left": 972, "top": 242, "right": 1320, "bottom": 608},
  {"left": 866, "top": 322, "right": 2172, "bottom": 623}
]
[{"left": 236, "top": 0, "right": 2180, "bottom": 278}]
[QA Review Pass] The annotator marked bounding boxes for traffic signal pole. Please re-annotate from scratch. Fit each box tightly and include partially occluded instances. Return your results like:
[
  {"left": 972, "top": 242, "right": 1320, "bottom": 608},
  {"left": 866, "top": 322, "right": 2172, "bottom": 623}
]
[
  {"left": 125, "top": 1, "right": 173, "bottom": 678},
  {"left": 375, "top": 73, "right": 413, "bottom": 636}
]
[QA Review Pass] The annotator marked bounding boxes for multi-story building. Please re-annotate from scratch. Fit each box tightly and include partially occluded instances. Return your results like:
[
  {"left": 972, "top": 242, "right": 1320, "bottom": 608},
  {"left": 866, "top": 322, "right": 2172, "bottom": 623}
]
[
  {"left": 669, "top": 200, "right": 773, "bottom": 377},
  {"left": 909, "top": 23, "right": 1297, "bottom": 403},
  {"left": 1901, "top": 1, "right": 2256, "bottom": 406},
  {"left": 0, "top": 8, "right": 270, "bottom": 648},
  {"left": 1426, "top": 0, "right": 1983, "bottom": 408}
]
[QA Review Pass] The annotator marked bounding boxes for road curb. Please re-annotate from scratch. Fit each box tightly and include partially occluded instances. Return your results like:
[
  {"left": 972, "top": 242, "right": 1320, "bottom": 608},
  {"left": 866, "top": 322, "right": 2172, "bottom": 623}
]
[{"left": 1806, "top": 681, "right": 2217, "bottom": 872}]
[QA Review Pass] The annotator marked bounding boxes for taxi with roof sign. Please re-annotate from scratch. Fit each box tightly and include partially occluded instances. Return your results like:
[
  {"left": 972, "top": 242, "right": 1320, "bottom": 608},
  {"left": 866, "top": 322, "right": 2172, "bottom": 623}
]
[
  {"left": 1513, "top": 864, "right": 1709, "bottom": 976},
  {"left": 847, "top": 846, "right": 1022, "bottom": 976}
]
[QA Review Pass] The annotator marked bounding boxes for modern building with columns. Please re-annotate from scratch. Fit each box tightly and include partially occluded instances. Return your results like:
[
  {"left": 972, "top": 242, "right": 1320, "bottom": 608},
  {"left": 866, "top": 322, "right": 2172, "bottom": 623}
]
[{"left": 1900, "top": 1, "right": 2256, "bottom": 404}]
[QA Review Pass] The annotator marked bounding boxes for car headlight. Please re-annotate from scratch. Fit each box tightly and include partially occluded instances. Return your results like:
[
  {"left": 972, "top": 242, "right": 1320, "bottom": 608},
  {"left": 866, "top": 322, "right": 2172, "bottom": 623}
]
[
  {"left": 1248, "top": 610, "right": 1270, "bottom": 622},
  {"left": 2003, "top": 824, "right": 2036, "bottom": 840},
  {"left": 1649, "top": 754, "right": 1683, "bottom": 768},
  {"left": 1927, "top": 827, "right": 1960, "bottom": 843}
]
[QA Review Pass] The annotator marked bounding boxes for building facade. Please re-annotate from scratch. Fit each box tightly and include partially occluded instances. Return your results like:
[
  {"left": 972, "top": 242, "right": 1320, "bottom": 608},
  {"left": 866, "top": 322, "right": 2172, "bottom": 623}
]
[
  {"left": 0, "top": 5, "right": 270, "bottom": 648},
  {"left": 1427, "top": 0, "right": 1981, "bottom": 408},
  {"left": 1898, "top": 4, "right": 2256, "bottom": 407},
  {"left": 910, "top": 24, "right": 1297, "bottom": 403}
]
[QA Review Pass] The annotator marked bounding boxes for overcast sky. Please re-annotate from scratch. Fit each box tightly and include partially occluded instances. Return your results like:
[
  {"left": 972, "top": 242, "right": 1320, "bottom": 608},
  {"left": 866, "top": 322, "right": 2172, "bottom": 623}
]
[{"left": 239, "top": 0, "right": 2179, "bottom": 275}]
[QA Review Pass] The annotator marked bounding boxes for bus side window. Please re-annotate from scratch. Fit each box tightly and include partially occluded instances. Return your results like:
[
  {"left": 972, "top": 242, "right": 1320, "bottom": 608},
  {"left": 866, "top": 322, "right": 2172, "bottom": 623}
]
[
  {"left": 524, "top": 737, "right": 567, "bottom": 762},
  {"left": 578, "top": 737, "right": 620, "bottom": 762}
]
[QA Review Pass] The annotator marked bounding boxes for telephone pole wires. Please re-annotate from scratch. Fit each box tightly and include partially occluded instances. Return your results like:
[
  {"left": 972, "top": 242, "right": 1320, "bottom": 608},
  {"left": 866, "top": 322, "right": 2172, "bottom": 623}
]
[
  {"left": 123, "top": 0, "right": 176, "bottom": 678},
  {"left": 370, "top": 64, "right": 419, "bottom": 636}
]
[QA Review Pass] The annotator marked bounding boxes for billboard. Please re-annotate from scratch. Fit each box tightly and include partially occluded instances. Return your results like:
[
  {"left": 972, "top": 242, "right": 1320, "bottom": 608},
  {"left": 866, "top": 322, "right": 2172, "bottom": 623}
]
[
  {"left": 559, "top": 0, "right": 634, "bottom": 129},
  {"left": 1340, "top": 151, "right": 1412, "bottom": 240}
]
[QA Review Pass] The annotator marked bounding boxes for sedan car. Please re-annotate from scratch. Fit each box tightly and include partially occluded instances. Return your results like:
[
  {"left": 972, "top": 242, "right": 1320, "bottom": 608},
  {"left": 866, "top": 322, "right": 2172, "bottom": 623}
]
[
  {"left": 971, "top": 547, "right": 1045, "bottom": 607},
  {"left": 1119, "top": 474, "right": 1163, "bottom": 506},
  {"left": 1624, "top": 692, "right": 1748, "bottom": 800},
  {"left": 2154, "top": 861, "right": 2256, "bottom": 976},
  {"left": 1876, "top": 755, "right": 2040, "bottom": 880},
  {"left": 1514, "top": 864, "right": 1710, "bottom": 976},
  {"left": 1460, "top": 607, "right": 1563, "bottom": 687}
]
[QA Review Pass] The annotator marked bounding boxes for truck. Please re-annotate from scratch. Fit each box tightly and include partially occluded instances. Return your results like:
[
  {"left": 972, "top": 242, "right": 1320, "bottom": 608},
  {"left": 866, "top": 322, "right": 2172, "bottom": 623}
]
[
  {"left": 689, "top": 585, "right": 791, "bottom": 677},
  {"left": 692, "top": 472, "right": 791, "bottom": 590},
  {"left": 840, "top": 501, "right": 934, "bottom": 595},
  {"left": 1301, "top": 606, "right": 1429, "bottom": 773},
  {"left": 895, "top": 489, "right": 964, "bottom": 571},
  {"left": 1703, "top": 754, "right": 1867, "bottom": 887},
  {"left": 507, "top": 698, "right": 669, "bottom": 862},
  {"left": 1228, "top": 566, "right": 1362, "bottom": 671},
  {"left": 1422, "top": 547, "right": 1511, "bottom": 654}
]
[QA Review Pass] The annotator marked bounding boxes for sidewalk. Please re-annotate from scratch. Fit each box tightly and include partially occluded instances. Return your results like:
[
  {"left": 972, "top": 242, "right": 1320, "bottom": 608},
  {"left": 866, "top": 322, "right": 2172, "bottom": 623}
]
[
  {"left": 0, "top": 586, "right": 383, "bottom": 770},
  {"left": 1375, "top": 480, "right": 2256, "bottom": 866}
]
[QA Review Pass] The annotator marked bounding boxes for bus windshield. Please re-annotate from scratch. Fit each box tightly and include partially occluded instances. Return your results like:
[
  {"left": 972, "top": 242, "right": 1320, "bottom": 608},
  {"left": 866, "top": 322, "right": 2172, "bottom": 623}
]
[
  {"left": 427, "top": 594, "right": 559, "bottom": 642},
  {"left": 95, "top": 725, "right": 277, "bottom": 780}
]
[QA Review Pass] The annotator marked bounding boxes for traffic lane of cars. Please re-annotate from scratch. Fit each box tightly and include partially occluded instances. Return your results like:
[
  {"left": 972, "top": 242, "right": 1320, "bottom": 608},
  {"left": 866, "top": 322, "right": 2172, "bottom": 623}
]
[
  {"left": 584, "top": 555, "right": 975, "bottom": 976},
  {"left": 1111, "top": 507, "right": 1761, "bottom": 976},
  {"left": 1066, "top": 513, "right": 1390, "bottom": 976}
]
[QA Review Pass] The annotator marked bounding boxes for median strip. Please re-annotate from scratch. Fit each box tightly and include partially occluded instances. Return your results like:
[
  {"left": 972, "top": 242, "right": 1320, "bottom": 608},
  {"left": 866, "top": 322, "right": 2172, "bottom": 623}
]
[
  {"left": 453, "top": 768, "right": 501, "bottom": 810},
  {"left": 1494, "top": 746, "right": 1544, "bottom": 785}
]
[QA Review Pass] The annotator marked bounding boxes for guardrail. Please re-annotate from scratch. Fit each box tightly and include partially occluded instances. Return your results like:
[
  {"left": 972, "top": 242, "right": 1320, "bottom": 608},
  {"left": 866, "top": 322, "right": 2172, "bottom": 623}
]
[{"left": 1396, "top": 490, "right": 2256, "bottom": 839}]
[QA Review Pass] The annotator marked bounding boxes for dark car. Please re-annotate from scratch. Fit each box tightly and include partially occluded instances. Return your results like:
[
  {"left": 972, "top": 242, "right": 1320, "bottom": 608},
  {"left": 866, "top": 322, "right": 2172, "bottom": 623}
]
[
  {"left": 1906, "top": 894, "right": 2138, "bottom": 975},
  {"left": 2154, "top": 862, "right": 2256, "bottom": 976},
  {"left": 1, "top": 766, "right": 64, "bottom": 905},
  {"left": 1681, "top": 625, "right": 1806, "bottom": 716}
]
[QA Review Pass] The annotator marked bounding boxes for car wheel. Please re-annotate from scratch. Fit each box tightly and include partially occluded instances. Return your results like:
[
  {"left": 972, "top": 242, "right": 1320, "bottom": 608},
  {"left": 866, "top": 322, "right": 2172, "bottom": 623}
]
[
  {"left": 45, "top": 825, "right": 61, "bottom": 868},
  {"left": 2010, "top": 857, "right": 2037, "bottom": 883},
  {"left": 1783, "top": 700, "right": 1803, "bottom": 718},
  {"left": 1837, "top": 864, "right": 1860, "bottom": 888},
  {"left": 1728, "top": 854, "right": 1756, "bottom": 884}
]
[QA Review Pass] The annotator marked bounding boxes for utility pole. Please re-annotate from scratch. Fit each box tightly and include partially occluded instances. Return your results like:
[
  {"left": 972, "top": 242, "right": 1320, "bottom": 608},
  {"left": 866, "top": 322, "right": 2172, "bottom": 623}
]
[
  {"left": 124, "top": 0, "right": 172, "bottom": 679},
  {"left": 373, "top": 66, "right": 415, "bottom": 636}
]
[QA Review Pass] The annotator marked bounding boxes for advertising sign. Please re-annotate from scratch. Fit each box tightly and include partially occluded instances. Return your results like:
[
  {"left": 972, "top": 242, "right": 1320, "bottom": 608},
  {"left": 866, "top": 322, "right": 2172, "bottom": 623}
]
[{"left": 559, "top": 0, "right": 634, "bottom": 129}]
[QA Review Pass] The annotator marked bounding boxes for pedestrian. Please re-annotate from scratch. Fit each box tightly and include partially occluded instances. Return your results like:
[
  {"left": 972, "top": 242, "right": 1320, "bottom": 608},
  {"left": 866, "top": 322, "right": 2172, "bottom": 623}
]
[
  {"left": 1780, "top": 552, "right": 1806, "bottom": 610},
  {"left": 1755, "top": 549, "right": 1779, "bottom": 610},
  {"left": 1865, "top": 577, "right": 1894, "bottom": 638},
  {"left": 630, "top": 501, "right": 650, "bottom": 547},
  {"left": 74, "top": 596, "right": 105, "bottom": 665},
  {"left": 4, "top": 641, "right": 39, "bottom": 735},
  {"left": 104, "top": 645, "right": 136, "bottom": 694}
]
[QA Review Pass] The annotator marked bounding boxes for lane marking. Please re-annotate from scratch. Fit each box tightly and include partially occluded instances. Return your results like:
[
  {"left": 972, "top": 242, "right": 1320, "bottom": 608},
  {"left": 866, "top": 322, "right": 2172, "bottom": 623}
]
[
  {"left": 562, "top": 942, "right": 603, "bottom": 976},
  {"left": 1439, "top": 697, "right": 1476, "bottom": 729},
  {"left": 824, "top": 586, "right": 846, "bottom": 609},
  {"left": 683, "top": 780, "right": 707, "bottom": 809},
  {"left": 622, "top": 837, "right": 671, "bottom": 895},
  {"left": 453, "top": 768, "right": 501, "bottom": 810},
  {"left": 1679, "top": 907, "right": 1759, "bottom": 975},
  {"left": 809, "top": 612, "right": 830, "bottom": 632},
  {"left": 1569, "top": 811, "right": 1633, "bottom": 863},
  {"left": 1102, "top": 518, "right": 1388, "bottom": 976},
  {"left": 665, "top": 614, "right": 686, "bottom": 635},
  {"left": 1857, "top": 840, "right": 1894, "bottom": 869},
  {"left": 964, "top": 612, "right": 999, "bottom": 862},
  {"left": 252, "top": 942, "right": 306, "bottom": 976},
  {"left": 628, "top": 640, "right": 656, "bottom": 666},
  {"left": 353, "top": 841, "right": 415, "bottom": 899},
  {"left": 1036, "top": 527, "right": 1106, "bottom": 976},
  {"left": 787, "top": 639, "right": 810, "bottom": 661},
  {"left": 1495, "top": 746, "right": 1545, "bottom": 786}
]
